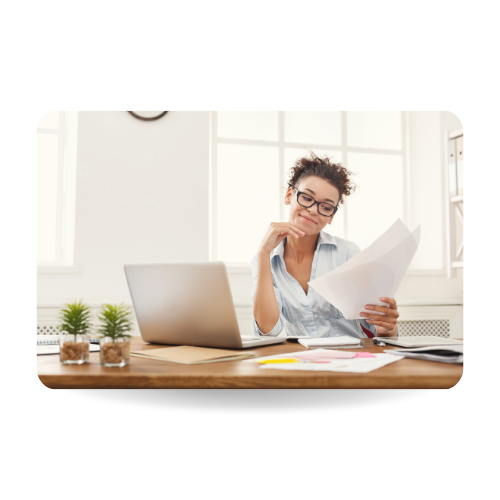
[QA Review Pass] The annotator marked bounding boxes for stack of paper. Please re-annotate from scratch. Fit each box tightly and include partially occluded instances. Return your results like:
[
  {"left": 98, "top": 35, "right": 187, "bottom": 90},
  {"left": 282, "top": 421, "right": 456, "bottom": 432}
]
[
  {"left": 246, "top": 349, "right": 403, "bottom": 373},
  {"left": 130, "top": 346, "right": 256, "bottom": 364},
  {"left": 385, "top": 345, "right": 463, "bottom": 364},
  {"left": 259, "top": 354, "right": 403, "bottom": 373},
  {"left": 247, "top": 349, "right": 403, "bottom": 373},
  {"left": 308, "top": 219, "right": 420, "bottom": 320}
]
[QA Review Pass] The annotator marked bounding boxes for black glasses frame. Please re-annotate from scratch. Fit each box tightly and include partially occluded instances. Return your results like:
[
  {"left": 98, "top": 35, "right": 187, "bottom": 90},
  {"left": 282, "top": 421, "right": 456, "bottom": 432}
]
[{"left": 294, "top": 189, "right": 339, "bottom": 216}]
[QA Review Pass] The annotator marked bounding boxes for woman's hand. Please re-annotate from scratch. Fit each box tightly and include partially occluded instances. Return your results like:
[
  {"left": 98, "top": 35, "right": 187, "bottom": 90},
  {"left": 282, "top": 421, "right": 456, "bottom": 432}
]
[
  {"left": 258, "top": 222, "right": 305, "bottom": 254},
  {"left": 360, "top": 297, "right": 399, "bottom": 336}
]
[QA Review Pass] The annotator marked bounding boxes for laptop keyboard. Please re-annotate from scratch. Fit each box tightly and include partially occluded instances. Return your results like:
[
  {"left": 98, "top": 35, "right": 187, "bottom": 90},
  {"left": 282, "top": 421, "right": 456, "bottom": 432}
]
[{"left": 241, "top": 336, "right": 259, "bottom": 343}]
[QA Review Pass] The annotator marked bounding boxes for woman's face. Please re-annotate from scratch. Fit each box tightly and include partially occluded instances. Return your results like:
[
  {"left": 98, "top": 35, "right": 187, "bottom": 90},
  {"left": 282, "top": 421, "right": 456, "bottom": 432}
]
[{"left": 285, "top": 175, "right": 340, "bottom": 235}]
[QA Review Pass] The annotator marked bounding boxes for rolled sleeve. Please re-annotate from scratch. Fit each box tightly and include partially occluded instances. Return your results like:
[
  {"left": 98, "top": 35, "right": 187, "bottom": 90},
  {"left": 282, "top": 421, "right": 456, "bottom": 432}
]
[
  {"left": 253, "top": 315, "right": 284, "bottom": 336},
  {"left": 251, "top": 253, "right": 285, "bottom": 337}
]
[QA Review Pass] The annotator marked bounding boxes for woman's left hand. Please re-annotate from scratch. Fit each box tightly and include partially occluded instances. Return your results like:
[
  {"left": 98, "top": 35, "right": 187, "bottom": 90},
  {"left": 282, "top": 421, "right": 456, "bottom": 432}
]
[{"left": 360, "top": 297, "right": 399, "bottom": 335}]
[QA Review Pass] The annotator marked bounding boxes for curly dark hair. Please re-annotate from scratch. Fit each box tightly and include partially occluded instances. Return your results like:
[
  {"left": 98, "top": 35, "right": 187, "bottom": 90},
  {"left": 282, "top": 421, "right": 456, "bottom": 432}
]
[{"left": 286, "top": 151, "right": 356, "bottom": 205}]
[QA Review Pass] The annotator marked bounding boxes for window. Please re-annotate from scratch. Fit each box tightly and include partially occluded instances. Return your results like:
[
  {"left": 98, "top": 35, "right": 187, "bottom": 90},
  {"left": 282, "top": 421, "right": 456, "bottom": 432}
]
[
  {"left": 37, "top": 111, "right": 78, "bottom": 267},
  {"left": 211, "top": 111, "right": 408, "bottom": 265}
]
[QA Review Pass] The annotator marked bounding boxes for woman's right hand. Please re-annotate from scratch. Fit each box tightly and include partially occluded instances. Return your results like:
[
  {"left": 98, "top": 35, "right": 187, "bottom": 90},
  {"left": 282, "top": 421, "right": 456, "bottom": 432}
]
[{"left": 258, "top": 222, "right": 305, "bottom": 254}]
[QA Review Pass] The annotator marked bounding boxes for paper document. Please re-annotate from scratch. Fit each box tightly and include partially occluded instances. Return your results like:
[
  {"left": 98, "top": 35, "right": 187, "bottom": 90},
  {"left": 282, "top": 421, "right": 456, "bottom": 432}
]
[
  {"left": 254, "top": 354, "right": 403, "bottom": 373},
  {"left": 246, "top": 348, "right": 399, "bottom": 373},
  {"left": 385, "top": 345, "right": 463, "bottom": 364},
  {"left": 308, "top": 219, "right": 420, "bottom": 320},
  {"left": 294, "top": 350, "right": 357, "bottom": 360},
  {"left": 298, "top": 336, "right": 364, "bottom": 349},
  {"left": 259, "top": 353, "right": 404, "bottom": 373},
  {"left": 130, "top": 346, "right": 257, "bottom": 364}
]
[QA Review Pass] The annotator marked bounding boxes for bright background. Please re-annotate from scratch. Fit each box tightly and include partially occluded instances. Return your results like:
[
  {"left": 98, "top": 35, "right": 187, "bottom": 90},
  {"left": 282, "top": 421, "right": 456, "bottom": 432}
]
[{"left": 37, "top": 110, "right": 463, "bottom": 337}]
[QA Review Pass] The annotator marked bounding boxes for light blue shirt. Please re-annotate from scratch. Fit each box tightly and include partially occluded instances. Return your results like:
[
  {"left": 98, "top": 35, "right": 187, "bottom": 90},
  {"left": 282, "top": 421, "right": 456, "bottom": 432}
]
[{"left": 251, "top": 231, "right": 378, "bottom": 339}]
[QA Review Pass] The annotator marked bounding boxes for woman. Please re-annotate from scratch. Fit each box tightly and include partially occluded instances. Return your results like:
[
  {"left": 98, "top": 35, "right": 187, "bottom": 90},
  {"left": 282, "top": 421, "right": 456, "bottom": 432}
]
[{"left": 252, "top": 152, "right": 399, "bottom": 338}]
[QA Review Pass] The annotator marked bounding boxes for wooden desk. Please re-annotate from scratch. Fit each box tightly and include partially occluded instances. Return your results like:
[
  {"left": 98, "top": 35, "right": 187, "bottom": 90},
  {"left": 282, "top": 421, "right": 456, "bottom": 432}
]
[{"left": 38, "top": 337, "right": 462, "bottom": 389}]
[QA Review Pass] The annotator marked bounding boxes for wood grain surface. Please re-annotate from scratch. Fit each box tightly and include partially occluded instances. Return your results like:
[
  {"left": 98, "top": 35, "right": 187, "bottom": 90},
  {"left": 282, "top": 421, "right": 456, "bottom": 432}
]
[{"left": 37, "top": 337, "right": 463, "bottom": 389}]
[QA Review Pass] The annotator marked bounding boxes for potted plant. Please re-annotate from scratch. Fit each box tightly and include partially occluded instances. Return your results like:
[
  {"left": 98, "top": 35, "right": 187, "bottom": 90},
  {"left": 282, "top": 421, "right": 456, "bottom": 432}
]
[
  {"left": 58, "top": 300, "right": 92, "bottom": 364},
  {"left": 98, "top": 303, "right": 133, "bottom": 367}
]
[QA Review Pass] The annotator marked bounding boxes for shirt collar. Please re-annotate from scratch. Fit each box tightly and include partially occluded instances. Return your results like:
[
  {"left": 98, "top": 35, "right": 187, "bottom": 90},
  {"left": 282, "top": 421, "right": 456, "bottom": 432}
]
[
  {"left": 271, "top": 231, "right": 337, "bottom": 261},
  {"left": 317, "top": 230, "right": 338, "bottom": 248}
]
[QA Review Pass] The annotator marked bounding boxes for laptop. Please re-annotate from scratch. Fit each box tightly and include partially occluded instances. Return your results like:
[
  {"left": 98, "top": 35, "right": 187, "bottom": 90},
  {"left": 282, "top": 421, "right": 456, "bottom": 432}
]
[{"left": 124, "top": 262, "right": 287, "bottom": 349}]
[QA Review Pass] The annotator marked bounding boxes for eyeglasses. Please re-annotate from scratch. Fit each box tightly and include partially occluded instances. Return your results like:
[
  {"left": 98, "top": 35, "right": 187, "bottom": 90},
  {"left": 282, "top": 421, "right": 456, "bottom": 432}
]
[{"left": 294, "top": 189, "right": 338, "bottom": 217}]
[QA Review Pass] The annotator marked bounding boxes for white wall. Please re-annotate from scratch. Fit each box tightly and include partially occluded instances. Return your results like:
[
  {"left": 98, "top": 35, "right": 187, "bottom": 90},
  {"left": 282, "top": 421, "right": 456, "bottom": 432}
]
[
  {"left": 38, "top": 111, "right": 463, "bottom": 337},
  {"left": 37, "top": 111, "right": 210, "bottom": 304}
]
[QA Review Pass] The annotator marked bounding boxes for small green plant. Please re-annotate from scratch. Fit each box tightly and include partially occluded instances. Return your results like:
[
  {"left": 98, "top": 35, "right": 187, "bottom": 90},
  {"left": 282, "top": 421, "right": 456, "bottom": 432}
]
[
  {"left": 59, "top": 300, "right": 92, "bottom": 338},
  {"left": 97, "top": 303, "right": 133, "bottom": 342}
]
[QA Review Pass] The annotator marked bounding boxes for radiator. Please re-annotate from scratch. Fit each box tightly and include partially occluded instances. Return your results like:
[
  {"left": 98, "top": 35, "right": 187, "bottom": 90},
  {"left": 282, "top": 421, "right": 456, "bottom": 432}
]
[
  {"left": 37, "top": 305, "right": 462, "bottom": 338},
  {"left": 397, "top": 320, "right": 450, "bottom": 338},
  {"left": 38, "top": 320, "right": 451, "bottom": 338},
  {"left": 37, "top": 325, "right": 61, "bottom": 335}
]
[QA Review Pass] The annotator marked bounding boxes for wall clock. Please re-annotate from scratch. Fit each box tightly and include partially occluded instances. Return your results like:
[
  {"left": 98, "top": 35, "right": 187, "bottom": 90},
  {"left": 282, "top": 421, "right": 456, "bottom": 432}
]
[{"left": 127, "top": 111, "right": 168, "bottom": 121}]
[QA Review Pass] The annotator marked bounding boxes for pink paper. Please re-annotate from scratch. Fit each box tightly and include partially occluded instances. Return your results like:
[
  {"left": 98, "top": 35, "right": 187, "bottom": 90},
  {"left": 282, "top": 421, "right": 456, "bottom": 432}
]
[
  {"left": 295, "top": 350, "right": 356, "bottom": 360},
  {"left": 355, "top": 352, "right": 376, "bottom": 358}
]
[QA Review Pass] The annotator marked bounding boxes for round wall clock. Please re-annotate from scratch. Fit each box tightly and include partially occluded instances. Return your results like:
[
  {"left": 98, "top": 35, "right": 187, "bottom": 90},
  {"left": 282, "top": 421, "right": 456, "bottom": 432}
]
[{"left": 127, "top": 111, "right": 168, "bottom": 121}]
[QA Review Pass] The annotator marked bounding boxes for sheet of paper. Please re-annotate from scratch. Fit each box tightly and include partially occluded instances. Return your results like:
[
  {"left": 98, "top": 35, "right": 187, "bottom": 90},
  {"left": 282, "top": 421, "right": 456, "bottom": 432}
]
[
  {"left": 247, "top": 348, "right": 361, "bottom": 363},
  {"left": 294, "top": 350, "right": 356, "bottom": 360},
  {"left": 131, "top": 345, "right": 255, "bottom": 364},
  {"left": 260, "top": 353, "right": 404, "bottom": 373},
  {"left": 308, "top": 219, "right": 420, "bottom": 320},
  {"left": 244, "top": 350, "right": 322, "bottom": 363},
  {"left": 298, "top": 336, "right": 363, "bottom": 348}
]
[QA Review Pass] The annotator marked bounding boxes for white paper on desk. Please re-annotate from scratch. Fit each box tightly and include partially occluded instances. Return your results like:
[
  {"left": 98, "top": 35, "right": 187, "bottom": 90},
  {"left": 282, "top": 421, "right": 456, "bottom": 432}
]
[
  {"left": 37, "top": 344, "right": 100, "bottom": 355},
  {"left": 245, "top": 348, "right": 356, "bottom": 363},
  {"left": 260, "top": 353, "right": 404, "bottom": 373},
  {"left": 308, "top": 219, "right": 420, "bottom": 320},
  {"left": 243, "top": 350, "right": 308, "bottom": 363}
]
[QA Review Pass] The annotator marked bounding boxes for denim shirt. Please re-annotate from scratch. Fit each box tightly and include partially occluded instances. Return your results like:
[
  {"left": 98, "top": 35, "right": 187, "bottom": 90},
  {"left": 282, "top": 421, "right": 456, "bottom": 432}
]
[{"left": 251, "top": 231, "right": 378, "bottom": 338}]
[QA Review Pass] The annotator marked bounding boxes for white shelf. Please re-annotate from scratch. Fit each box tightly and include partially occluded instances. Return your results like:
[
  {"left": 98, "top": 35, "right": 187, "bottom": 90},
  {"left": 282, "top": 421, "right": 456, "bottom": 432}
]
[
  {"left": 445, "top": 130, "right": 464, "bottom": 277},
  {"left": 449, "top": 128, "right": 463, "bottom": 139}
]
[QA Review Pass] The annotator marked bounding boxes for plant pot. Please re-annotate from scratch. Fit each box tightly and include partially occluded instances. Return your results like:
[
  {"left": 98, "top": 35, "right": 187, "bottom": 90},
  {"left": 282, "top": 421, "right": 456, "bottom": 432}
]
[
  {"left": 59, "top": 334, "right": 90, "bottom": 364},
  {"left": 100, "top": 337, "right": 131, "bottom": 367}
]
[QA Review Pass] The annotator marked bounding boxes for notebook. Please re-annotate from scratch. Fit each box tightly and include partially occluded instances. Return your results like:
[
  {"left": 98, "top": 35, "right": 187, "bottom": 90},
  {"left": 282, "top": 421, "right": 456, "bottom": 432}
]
[
  {"left": 37, "top": 335, "right": 100, "bottom": 355},
  {"left": 385, "top": 345, "right": 463, "bottom": 364},
  {"left": 130, "top": 345, "right": 257, "bottom": 364},
  {"left": 377, "top": 336, "right": 463, "bottom": 348},
  {"left": 298, "top": 336, "right": 365, "bottom": 349}
]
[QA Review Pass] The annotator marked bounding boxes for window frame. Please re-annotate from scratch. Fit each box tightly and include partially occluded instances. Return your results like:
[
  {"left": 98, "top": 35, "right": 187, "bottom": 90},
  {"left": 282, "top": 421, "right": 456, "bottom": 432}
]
[
  {"left": 210, "top": 111, "right": 443, "bottom": 275},
  {"left": 37, "top": 111, "right": 79, "bottom": 272}
]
